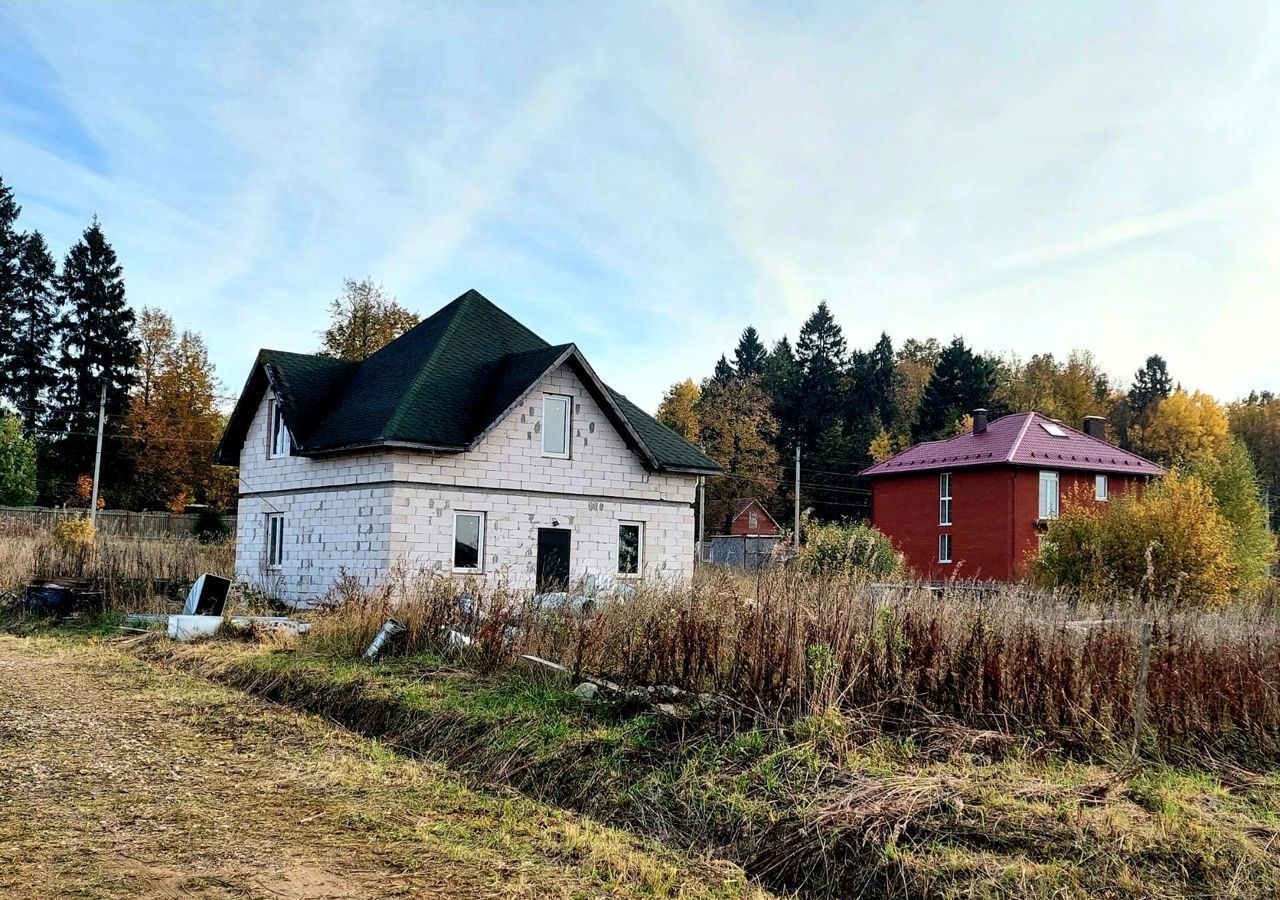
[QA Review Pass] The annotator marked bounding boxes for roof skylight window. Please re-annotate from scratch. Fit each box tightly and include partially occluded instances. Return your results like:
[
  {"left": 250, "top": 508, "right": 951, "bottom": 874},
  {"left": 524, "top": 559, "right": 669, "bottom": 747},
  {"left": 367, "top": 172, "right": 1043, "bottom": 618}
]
[{"left": 1040, "top": 422, "right": 1067, "bottom": 437}]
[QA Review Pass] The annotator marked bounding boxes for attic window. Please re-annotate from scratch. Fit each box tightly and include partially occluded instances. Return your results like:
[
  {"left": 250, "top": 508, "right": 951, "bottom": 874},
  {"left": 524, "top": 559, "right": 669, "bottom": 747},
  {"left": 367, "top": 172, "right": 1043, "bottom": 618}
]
[
  {"left": 268, "top": 398, "right": 291, "bottom": 458},
  {"left": 1040, "top": 422, "right": 1067, "bottom": 438},
  {"left": 542, "top": 395, "right": 571, "bottom": 458}
]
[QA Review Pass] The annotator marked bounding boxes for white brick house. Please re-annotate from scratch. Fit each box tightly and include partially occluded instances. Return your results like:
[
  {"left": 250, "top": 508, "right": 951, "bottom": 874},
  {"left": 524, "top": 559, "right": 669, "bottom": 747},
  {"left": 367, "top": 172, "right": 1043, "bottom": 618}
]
[{"left": 216, "top": 290, "right": 719, "bottom": 603}]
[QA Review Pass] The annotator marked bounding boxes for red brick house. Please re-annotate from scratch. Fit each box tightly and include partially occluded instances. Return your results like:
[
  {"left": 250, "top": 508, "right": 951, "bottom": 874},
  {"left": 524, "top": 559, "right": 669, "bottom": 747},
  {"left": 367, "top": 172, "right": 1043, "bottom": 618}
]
[
  {"left": 861, "top": 410, "right": 1165, "bottom": 582},
  {"left": 728, "top": 498, "right": 780, "bottom": 536}
]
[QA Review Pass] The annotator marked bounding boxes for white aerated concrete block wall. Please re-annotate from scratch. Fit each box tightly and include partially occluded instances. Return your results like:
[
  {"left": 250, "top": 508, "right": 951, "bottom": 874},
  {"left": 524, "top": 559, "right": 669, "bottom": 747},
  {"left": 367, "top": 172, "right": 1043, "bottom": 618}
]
[{"left": 234, "top": 362, "right": 699, "bottom": 603}]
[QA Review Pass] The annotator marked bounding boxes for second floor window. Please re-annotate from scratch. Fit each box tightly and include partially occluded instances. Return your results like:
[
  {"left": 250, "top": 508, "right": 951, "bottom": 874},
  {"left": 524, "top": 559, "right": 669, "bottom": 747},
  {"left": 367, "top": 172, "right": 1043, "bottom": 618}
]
[
  {"left": 542, "top": 395, "right": 571, "bottom": 458},
  {"left": 268, "top": 398, "right": 291, "bottom": 458},
  {"left": 1039, "top": 471, "right": 1060, "bottom": 520},
  {"left": 939, "top": 472, "right": 952, "bottom": 525}
]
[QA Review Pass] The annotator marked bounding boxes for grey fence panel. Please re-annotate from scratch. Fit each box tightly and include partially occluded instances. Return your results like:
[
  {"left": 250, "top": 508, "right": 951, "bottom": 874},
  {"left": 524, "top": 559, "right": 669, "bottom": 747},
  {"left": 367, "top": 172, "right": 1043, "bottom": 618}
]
[
  {"left": 0, "top": 506, "right": 237, "bottom": 538},
  {"left": 706, "top": 535, "right": 779, "bottom": 571}
]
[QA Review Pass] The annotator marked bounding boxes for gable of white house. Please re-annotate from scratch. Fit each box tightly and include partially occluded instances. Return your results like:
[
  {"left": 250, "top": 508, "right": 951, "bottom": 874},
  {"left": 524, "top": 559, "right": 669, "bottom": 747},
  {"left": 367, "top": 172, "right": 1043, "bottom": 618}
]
[{"left": 235, "top": 361, "right": 698, "bottom": 602}]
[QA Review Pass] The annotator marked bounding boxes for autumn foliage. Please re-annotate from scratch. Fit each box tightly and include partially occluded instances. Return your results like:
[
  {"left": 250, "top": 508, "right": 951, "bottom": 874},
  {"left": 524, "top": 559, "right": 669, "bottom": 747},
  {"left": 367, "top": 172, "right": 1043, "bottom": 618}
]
[{"left": 1034, "top": 471, "right": 1240, "bottom": 606}]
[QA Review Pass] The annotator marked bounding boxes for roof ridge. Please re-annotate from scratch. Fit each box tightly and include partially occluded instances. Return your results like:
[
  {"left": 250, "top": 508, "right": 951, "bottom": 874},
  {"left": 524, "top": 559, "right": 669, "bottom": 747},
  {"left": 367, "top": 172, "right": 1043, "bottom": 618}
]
[
  {"left": 380, "top": 295, "right": 486, "bottom": 442},
  {"left": 1006, "top": 411, "right": 1037, "bottom": 463}
]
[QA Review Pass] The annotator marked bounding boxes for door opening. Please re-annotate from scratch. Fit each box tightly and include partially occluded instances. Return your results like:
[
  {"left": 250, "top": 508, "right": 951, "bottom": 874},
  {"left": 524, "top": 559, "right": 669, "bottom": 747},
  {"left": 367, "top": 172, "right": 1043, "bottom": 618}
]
[{"left": 536, "top": 528, "right": 571, "bottom": 593}]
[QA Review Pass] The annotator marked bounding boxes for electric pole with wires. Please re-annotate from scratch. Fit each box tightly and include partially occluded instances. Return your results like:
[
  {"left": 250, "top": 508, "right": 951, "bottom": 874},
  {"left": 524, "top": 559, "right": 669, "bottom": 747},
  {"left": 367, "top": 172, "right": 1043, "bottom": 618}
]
[{"left": 89, "top": 383, "right": 106, "bottom": 527}]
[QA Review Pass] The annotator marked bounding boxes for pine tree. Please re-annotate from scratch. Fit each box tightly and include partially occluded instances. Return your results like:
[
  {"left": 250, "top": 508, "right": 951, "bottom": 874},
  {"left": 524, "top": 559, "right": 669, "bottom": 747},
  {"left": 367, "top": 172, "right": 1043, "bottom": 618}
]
[
  {"left": 2, "top": 231, "right": 60, "bottom": 433},
  {"left": 732, "top": 326, "right": 768, "bottom": 378},
  {"left": 45, "top": 218, "right": 138, "bottom": 503},
  {"left": 913, "top": 337, "right": 998, "bottom": 441}
]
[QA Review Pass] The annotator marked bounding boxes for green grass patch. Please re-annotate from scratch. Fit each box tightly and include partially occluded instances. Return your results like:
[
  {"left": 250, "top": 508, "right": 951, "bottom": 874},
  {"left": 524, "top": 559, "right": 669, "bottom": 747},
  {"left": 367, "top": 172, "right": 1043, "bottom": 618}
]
[{"left": 132, "top": 637, "right": 1280, "bottom": 900}]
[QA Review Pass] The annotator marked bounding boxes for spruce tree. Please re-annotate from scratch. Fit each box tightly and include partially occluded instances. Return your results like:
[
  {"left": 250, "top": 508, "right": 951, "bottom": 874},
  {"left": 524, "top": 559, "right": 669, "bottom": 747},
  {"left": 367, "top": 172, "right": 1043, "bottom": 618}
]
[
  {"left": 848, "top": 332, "right": 896, "bottom": 433},
  {"left": 0, "top": 175, "right": 23, "bottom": 394},
  {"left": 711, "top": 354, "right": 735, "bottom": 385},
  {"left": 762, "top": 336, "right": 801, "bottom": 450},
  {"left": 914, "top": 337, "right": 998, "bottom": 441},
  {"left": 3, "top": 232, "right": 60, "bottom": 433},
  {"left": 1128, "top": 355, "right": 1172, "bottom": 416},
  {"left": 794, "top": 301, "right": 847, "bottom": 446},
  {"left": 46, "top": 218, "right": 138, "bottom": 502},
  {"left": 732, "top": 326, "right": 768, "bottom": 378}
]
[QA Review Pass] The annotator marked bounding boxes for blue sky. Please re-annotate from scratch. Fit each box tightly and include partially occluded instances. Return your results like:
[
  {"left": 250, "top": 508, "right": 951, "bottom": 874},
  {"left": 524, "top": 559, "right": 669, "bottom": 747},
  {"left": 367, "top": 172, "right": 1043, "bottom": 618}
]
[{"left": 2, "top": 1, "right": 1278, "bottom": 410}]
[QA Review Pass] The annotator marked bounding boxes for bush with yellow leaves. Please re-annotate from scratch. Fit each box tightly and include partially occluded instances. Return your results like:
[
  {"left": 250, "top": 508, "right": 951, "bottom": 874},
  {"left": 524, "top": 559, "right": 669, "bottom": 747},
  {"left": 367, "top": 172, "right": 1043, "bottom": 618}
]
[
  {"left": 1034, "top": 471, "right": 1238, "bottom": 607},
  {"left": 51, "top": 516, "right": 97, "bottom": 550}
]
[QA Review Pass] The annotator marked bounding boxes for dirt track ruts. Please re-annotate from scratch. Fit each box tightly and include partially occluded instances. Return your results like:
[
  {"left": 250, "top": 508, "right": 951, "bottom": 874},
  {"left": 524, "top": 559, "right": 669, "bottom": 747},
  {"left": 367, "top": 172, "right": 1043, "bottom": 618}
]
[{"left": 0, "top": 634, "right": 754, "bottom": 900}]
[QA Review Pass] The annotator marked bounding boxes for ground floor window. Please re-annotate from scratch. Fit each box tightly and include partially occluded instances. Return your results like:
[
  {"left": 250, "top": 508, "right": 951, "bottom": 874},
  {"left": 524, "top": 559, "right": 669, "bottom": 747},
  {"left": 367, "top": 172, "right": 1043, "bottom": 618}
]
[
  {"left": 266, "top": 513, "right": 285, "bottom": 569},
  {"left": 453, "top": 512, "right": 485, "bottom": 571},
  {"left": 938, "top": 532, "right": 952, "bottom": 564},
  {"left": 618, "top": 522, "right": 642, "bottom": 575},
  {"left": 1095, "top": 474, "right": 1109, "bottom": 501}
]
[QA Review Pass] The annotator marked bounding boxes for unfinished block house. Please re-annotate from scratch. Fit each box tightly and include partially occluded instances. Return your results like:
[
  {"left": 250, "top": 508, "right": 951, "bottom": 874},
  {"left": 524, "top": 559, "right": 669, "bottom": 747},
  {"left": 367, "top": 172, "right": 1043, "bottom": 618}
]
[{"left": 216, "top": 290, "right": 720, "bottom": 603}]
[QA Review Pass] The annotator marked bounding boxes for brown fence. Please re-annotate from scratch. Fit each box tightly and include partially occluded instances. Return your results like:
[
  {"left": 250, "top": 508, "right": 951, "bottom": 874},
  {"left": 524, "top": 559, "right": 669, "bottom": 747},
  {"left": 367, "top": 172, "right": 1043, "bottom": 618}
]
[{"left": 0, "top": 505, "right": 237, "bottom": 538}]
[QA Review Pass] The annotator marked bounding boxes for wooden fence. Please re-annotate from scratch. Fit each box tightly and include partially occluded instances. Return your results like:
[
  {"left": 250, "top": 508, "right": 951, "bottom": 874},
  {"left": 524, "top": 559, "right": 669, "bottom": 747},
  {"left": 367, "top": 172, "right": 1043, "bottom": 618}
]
[{"left": 0, "top": 505, "right": 236, "bottom": 538}]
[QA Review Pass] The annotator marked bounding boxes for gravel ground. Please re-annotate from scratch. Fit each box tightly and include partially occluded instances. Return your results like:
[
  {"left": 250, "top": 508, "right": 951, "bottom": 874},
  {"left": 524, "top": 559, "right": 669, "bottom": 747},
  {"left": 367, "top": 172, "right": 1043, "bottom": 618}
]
[{"left": 0, "top": 634, "right": 761, "bottom": 900}]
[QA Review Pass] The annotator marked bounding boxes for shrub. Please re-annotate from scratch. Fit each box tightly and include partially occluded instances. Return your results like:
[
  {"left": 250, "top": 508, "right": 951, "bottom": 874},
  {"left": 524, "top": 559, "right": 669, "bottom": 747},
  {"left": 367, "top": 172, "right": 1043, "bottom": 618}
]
[
  {"left": 194, "top": 507, "right": 231, "bottom": 543},
  {"left": 1035, "top": 471, "right": 1237, "bottom": 606},
  {"left": 51, "top": 516, "right": 97, "bottom": 550},
  {"left": 797, "top": 521, "right": 904, "bottom": 579},
  {"left": 0, "top": 414, "right": 37, "bottom": 507}
]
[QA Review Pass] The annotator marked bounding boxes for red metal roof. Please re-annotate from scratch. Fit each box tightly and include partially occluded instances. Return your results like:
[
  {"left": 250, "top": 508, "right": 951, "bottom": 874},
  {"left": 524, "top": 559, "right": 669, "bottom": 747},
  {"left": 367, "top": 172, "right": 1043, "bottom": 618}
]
[{"left": 861, "top": 412, "right": 1166, "bottom": 478}]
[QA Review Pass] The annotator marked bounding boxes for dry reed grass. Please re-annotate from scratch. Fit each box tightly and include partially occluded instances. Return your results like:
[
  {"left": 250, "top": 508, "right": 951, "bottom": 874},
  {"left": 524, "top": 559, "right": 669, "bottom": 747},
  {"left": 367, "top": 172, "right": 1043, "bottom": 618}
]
[
  {"left": 0, "top": 523, "right": 234, "bottom": 610},
  {"left": 303, "top": 566, "right": 1280, "bottom": 761}
]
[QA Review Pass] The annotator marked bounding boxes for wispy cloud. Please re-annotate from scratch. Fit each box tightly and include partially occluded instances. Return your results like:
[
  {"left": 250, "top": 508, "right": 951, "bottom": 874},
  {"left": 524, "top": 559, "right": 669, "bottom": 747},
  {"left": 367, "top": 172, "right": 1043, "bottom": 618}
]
[
  {"left": 988, "top": 192, "right": 1252, "bottom": 275},
  {"left": 1, "top": 1, "right": 1278, "bottom": 408}
]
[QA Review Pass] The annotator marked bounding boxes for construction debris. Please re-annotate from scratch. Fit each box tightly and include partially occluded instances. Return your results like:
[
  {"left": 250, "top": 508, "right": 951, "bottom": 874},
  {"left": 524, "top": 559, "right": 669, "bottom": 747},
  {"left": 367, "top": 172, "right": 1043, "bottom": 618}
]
[
  {"left": 181, "top": 574, "right": 231, "bottom": 616},
  {"left": 363, "top": 619, "right": 406, "bottom": 660}
]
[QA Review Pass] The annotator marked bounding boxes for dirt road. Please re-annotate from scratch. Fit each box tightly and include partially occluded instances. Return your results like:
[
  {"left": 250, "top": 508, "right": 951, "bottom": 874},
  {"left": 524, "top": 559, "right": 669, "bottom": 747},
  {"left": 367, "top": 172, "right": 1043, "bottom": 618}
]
[{"left": 0, "top": 634, "right": 756, "bottom": 900}]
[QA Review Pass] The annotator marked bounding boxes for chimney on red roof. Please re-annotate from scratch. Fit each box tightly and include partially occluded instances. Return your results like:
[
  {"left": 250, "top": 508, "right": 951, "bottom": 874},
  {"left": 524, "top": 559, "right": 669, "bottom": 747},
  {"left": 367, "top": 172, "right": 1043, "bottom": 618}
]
[
  {"left": 973, "top": 408, "right": 988, "bottom": 434},
  {"left": 1083, "top": 416, "right": 1106, "bottom": 441}
]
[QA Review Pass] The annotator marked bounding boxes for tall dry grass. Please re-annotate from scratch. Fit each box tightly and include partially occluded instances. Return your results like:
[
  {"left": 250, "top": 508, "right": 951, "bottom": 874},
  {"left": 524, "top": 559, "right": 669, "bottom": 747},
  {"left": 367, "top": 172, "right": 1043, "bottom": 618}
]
[
  {"left": 304, "top": 566, "right": 1280, "bottom": 761},
  {"left": 0, "top": 521, "right": 235, "bottom": 610}
]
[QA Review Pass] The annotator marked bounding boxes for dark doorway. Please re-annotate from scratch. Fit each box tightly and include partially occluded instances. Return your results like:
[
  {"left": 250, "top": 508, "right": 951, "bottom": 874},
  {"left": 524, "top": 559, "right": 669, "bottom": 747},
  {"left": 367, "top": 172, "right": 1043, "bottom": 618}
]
[{"left": 536, "top": 528, "right": 571, "bottom": 592}]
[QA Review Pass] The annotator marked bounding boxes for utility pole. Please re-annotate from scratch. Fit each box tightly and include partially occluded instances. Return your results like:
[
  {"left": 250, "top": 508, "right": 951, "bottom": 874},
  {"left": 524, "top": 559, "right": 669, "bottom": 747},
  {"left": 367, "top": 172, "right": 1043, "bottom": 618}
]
[
  {"left": 697, "top": 475, "right": 706, "bottom": 562},
  {"left": 793, "top": 442, "right": 801, "bottom": 547},
  {"left": 89, "top": 382, "right": 106, "bottom": 528}
]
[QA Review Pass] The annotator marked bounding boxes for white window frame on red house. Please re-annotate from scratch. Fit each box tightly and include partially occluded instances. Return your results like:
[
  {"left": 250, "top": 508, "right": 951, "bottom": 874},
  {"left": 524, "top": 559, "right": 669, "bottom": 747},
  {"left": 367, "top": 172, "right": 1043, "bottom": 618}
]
[
  {"left": 1039, "top": 471, "right": 1060, "bottom": 520},
  {"left": 939, "top": 472, "right": 952, "bottom": 526},
  {"left": 938, "top": 532, "right": 952, "bottom": 564},
  {"left": 1095, "top": 474, "right": 1109, "bottom": 501}
]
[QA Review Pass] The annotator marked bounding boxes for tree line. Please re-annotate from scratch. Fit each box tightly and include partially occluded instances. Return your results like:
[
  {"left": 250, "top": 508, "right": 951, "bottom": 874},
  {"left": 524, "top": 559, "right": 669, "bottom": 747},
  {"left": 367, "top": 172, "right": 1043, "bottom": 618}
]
[
  {"left": 1, "top": 170, "right": 426, "bottom": 513},
  {"left": 0, "top": 174, "right": 236, "bottom": 511},
  {"left": 657, "top": 301, "right": 1280, "bottom": 552}
]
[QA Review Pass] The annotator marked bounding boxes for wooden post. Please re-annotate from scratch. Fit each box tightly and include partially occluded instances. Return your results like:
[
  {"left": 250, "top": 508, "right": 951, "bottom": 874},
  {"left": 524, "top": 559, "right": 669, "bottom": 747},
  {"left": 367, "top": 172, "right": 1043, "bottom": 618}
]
[{"left": 1132, "top": 622, "right": 1154, "bottom": 755}]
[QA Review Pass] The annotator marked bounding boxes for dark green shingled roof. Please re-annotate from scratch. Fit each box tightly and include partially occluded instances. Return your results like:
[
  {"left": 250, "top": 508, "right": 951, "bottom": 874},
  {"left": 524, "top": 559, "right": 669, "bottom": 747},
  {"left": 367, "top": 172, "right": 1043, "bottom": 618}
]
[{"left": 216, "top": 289, "right": 720, "bottom": 474}]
